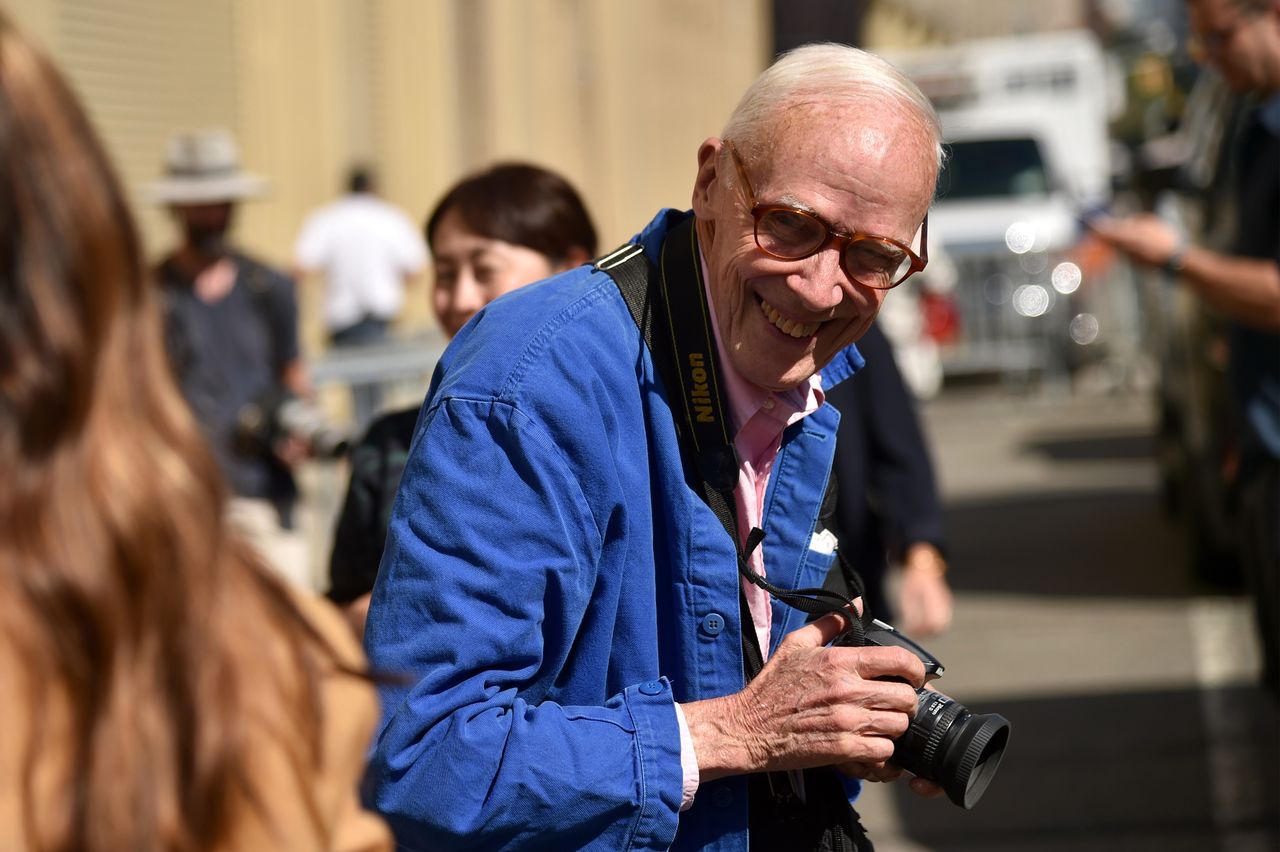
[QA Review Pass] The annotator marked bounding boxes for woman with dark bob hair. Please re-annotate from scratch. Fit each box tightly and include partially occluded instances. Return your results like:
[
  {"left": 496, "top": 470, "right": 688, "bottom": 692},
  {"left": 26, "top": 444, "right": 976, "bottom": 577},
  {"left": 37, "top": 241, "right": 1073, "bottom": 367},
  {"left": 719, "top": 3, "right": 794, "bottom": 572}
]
[
  {"left": 0, "top": 15, "right": 390, "bottom": 852},
  {"left": 328, "top": 162, "right": 598, "bottom": 634},
  {"left": 426, "top": 162, "right": 599, "bottom": 337}
]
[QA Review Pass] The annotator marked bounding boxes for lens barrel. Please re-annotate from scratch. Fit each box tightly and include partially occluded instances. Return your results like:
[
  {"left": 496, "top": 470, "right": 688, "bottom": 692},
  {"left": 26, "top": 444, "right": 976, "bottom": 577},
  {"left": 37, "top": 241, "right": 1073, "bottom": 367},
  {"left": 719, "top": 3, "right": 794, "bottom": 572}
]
[{"left": 893, "top": 690, "right": 1011, "bottom": 809}]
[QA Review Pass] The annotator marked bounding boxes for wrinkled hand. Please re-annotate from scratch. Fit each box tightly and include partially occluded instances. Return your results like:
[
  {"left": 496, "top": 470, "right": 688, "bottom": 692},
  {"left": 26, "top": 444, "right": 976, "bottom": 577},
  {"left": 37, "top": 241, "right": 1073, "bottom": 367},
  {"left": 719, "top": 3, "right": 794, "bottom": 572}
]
[
  {"left": 906, "top": 777, "right": 945, "bottom": 798},
  {"left": 838, "top": 758, "right": 905, "bottom": 783},
  {"left": 1089, "top": 214, "right": 1180, "bottom": 269},
  {"left": 681, "top": 611, "right": 925, "bottom": 782},
  {"left": 839, "top": 676, "right": 948, "bottom": 799},
  {"left": 897, "top": 544, "right": 952, "bottom": 638},
  {"left": 837, "top": 760, "right": 944, "bottom": 798}
]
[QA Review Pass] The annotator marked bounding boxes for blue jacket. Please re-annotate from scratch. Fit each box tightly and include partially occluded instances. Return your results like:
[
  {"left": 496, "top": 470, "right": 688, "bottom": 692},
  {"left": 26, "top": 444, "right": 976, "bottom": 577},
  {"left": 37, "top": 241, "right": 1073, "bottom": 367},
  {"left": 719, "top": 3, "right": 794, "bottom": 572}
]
[{"left": 365, "top": 209, "right": 865, "bottom": 851}]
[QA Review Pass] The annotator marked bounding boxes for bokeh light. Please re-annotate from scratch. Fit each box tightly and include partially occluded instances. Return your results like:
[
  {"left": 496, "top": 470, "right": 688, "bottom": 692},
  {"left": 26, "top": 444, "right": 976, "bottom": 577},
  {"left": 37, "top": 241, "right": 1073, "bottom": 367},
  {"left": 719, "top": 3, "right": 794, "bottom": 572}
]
[
  {"left": 1004, "top": 221, "right": 1036, "bottom": 254},
  {"left": 1070, "top": 313, "right": 1100, "bottom": 344},
  {"left": 1012, "top": 284, "right": 1052, "bottom": 317},
  {"left": 1052, "top": 261, "right": 1083, "bottom": 294}
]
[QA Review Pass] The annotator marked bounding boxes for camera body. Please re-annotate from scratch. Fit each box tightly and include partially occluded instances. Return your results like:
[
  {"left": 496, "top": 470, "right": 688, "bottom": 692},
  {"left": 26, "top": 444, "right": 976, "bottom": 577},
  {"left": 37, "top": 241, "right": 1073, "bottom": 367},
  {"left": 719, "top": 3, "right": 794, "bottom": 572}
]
[
  {"left": 837, "top": 619, "right": 1010, "bottom": 809},
  {"left": 236, "top": 386, "right": 350, "bottom": 460}
]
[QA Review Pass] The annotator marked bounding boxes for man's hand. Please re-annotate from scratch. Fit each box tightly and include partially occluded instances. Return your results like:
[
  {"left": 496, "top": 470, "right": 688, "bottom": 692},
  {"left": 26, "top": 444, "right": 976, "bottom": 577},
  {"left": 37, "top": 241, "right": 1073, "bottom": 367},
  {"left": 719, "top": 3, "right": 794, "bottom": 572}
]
[
  {"left": 907, "top": 777, "right": 946, "bottom": 798},
  {"left": 897, "top": 543, "right": 952, "bottom": 638},
  {"left": 680, "top": 611, "right": 925, "bottom": 782},
  {"left": 835, "top": 760, "right": 944, "bottom": 799},
  {"left": 272, "top": 434, "right": 310, "bottom": 467},
  {"left": 1093, "top": 214, "right": 1280, "bottom": 331},
  {"left": 1089, "top": 214, "right": 1180, "bottom": 269}
]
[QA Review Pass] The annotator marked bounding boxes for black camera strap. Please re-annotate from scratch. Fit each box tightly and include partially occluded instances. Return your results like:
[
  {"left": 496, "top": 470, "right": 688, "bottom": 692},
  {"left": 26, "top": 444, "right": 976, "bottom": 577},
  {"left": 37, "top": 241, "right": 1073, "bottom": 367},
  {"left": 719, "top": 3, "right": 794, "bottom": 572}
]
[
  {"left": 597, "top": 217, "right": 866, "bottom": 657},
  {"left": 596, "top": 216, "right": 874, "bottom": 852}
]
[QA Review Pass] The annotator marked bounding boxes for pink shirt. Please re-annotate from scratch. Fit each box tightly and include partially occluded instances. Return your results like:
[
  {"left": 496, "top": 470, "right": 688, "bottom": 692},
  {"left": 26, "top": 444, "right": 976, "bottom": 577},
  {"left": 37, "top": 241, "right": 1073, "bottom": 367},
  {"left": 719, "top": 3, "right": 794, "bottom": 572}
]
[{"left": 674, "top": 260, "right": 825, "bottom": 810}]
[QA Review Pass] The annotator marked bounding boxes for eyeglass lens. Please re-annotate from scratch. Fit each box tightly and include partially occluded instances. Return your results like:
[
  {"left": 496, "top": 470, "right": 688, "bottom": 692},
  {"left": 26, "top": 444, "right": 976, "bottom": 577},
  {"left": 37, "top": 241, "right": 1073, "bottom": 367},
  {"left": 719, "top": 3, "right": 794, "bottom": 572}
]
[{"left": 756, "top": 208, "right": 914, "bottom": 289}]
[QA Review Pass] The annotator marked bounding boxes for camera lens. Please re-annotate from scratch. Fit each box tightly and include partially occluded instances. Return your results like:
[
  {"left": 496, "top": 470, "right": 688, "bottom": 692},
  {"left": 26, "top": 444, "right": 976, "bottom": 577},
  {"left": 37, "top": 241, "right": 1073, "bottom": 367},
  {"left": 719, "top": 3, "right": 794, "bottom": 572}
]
[{"left": 893, "top": 689, "right": 1011, "bottom": 809}]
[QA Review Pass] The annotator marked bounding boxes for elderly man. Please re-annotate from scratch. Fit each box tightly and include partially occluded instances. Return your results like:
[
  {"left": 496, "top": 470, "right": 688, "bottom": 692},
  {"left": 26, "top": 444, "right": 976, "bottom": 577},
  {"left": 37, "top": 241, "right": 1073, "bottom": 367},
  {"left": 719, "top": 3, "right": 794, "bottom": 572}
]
[
  {"left": 1093, "top": 0, "right": 1279, "bottom": 697},
  {"left": 366, "top": 44, "right": 943, "bottom": 850}
]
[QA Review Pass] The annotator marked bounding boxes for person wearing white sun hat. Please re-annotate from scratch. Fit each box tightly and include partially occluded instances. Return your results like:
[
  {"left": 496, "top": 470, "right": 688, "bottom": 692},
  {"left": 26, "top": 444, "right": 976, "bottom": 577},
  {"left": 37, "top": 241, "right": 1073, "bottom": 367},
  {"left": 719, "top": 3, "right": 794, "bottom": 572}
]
[{"left": 151, "top": 127, "right": 314, "bottom": 590}]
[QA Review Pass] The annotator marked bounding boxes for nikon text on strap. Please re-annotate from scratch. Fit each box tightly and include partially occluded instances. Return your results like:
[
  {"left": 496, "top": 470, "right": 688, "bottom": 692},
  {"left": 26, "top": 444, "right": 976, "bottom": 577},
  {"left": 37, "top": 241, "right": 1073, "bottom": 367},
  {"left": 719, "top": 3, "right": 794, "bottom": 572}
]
[
  {"left": 597, "top": 217, "right": 865, "bottom": 643},
  {"left": 594, "top": 215, "right": 874, "bottom": 852}
]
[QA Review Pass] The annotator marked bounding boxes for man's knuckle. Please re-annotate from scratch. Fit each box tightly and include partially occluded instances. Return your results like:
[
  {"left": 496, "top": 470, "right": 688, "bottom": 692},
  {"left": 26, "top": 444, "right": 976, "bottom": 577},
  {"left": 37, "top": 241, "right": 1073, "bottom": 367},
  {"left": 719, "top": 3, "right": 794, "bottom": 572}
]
[
  {"left": 894, "top": 685, "right": 920, "bottom": 710},
  {"left": 891, "top": 646, "right": 922, "bottom": 668},
  {"left": 831, "top": 705, "right": 864, "bottom": 732},
  {"left": 866, "top": 738, "right": 895, "bottom": 762},
  {"left": 817, "top": 649, "right": 848, "bottom": 679}
]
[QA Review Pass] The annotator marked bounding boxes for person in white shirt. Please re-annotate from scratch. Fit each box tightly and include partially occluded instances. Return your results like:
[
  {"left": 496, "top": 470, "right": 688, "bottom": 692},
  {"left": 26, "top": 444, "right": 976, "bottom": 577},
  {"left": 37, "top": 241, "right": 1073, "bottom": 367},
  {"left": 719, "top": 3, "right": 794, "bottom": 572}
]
[{"left": 294, "top": 167, "right": 427, "bottom": 426}]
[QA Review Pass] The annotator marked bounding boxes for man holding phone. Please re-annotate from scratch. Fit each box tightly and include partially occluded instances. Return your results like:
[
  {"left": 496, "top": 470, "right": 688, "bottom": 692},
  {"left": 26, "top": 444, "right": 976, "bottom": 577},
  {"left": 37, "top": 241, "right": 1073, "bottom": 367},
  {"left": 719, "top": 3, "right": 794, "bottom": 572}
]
[{"left": 1092, "top": 0, "right": 1279, "bottom": 697}]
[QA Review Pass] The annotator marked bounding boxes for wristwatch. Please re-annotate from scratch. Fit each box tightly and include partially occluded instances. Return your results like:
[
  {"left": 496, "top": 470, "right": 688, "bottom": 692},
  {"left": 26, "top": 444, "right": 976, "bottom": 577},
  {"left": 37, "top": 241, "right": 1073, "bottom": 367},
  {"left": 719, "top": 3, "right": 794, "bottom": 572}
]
[{"left": 1162, "top": 236, "right": 1188, "bottom": 276}]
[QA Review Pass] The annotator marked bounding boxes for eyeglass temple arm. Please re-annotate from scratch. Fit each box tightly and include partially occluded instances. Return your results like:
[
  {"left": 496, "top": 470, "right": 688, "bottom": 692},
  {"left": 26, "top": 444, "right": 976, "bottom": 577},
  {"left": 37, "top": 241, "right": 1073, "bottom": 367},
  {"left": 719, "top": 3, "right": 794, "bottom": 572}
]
[{"left": 919, "top": 214, "right": 929, "bottom": 267}]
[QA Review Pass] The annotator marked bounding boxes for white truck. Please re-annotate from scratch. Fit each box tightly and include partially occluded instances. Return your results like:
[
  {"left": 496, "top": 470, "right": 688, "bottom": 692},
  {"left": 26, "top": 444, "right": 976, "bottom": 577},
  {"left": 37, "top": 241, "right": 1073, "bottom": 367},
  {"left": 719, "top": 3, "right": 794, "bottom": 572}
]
[{"left": 886, "top": 30, "right": 1125, "bottom": 385}]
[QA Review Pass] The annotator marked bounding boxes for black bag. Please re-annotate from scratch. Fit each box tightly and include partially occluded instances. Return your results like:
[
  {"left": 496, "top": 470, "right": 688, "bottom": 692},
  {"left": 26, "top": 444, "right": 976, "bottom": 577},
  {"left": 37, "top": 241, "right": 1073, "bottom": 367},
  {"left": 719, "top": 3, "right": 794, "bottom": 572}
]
[{"left": 748, "top": 768, "right": 873, "bottom": 852}]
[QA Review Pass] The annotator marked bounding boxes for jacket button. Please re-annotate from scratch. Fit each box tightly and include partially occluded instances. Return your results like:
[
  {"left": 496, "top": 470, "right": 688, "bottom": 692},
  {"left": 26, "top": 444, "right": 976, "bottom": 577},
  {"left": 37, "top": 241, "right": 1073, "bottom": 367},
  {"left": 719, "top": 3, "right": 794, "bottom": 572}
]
[
  {"left": 700, "top": 612, "right": 725, "bottom": 636},
  {"left": 639, "top": 680, "right": 665, "bottom": 696},
  {"left": 713, "top": 786, "right": 734, "bottom": 808}
]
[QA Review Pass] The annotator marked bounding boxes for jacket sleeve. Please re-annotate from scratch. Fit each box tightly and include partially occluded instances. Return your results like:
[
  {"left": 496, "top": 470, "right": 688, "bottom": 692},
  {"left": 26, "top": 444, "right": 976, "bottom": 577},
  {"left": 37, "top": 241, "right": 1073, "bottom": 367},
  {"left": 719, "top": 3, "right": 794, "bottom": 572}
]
[
  {"left": 363, "top": 396, "right": 683, "bottom": 851},
  {"left": 327, "top": 410, "right": 416, "bottom": 604},
  {"left": 327, "top": 433, "right": 386, "bottom": 603},
  {"left": 854, "top": 324, "right": 946, "bottom": 561}
]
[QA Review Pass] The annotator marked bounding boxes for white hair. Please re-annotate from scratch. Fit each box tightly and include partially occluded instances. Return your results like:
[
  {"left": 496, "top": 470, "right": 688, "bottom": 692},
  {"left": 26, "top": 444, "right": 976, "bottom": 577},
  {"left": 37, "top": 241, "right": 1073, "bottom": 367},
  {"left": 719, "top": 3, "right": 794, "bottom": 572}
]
[{"left": 722, "top": 43, "right": 943, "bottom": 171}]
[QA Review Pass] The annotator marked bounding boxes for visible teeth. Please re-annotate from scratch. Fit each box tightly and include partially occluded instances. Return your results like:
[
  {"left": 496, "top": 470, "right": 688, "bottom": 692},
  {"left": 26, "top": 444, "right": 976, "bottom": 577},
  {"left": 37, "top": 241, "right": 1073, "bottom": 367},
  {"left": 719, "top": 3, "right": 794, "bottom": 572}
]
[{"left": 759, "top": 298, "right": 818, "bottom": 338}]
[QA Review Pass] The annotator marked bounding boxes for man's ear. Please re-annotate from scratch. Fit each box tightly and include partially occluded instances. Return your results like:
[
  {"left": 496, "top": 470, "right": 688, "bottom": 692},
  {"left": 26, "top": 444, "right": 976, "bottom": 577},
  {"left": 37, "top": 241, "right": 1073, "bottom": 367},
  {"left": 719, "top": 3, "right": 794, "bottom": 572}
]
[
  {"left": 552, "top": 247, "right": 591, "bottom": 273},
  {"left": 691, "top": 137, "right": 724, "bottom": 218}
]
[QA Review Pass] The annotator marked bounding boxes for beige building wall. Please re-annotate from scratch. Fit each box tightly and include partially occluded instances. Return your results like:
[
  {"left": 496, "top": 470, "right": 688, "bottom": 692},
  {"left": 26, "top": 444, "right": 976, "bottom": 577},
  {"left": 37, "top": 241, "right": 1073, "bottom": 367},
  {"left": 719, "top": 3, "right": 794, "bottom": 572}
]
[
  {"left": 4, "top": 0, "right": 769, "bottom": 350},
  {"left": 865, "top": 0, "right": 1087, "bottom": 49},
  {"left": 4, "top": 0, "right": 1092, "bottom": 349}
]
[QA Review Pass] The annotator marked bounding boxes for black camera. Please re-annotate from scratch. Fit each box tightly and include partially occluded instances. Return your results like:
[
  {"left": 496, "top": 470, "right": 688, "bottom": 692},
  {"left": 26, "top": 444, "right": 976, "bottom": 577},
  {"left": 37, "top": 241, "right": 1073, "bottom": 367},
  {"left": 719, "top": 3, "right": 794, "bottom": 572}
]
[
  {"left": 838, "top": 619, "right": 1011, "bottom": 809},
  {"left": 236, "top": 386, "right": 351, "bottom": 460}
]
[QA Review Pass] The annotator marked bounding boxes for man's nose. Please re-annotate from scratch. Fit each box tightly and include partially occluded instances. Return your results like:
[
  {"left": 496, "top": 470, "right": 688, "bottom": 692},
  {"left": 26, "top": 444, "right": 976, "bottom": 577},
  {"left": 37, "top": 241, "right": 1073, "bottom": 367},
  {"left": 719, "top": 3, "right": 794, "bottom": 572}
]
[{"left": 789, "top": 246, "right": 849, "bottom": 311}]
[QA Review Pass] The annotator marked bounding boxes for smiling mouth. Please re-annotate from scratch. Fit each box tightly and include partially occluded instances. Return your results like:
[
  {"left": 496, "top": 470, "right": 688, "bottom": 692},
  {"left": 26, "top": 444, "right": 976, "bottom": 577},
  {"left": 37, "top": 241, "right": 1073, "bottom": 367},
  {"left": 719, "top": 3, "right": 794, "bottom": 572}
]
[{"left": 759, "top": 297, "right": 820, "bottom": 339}]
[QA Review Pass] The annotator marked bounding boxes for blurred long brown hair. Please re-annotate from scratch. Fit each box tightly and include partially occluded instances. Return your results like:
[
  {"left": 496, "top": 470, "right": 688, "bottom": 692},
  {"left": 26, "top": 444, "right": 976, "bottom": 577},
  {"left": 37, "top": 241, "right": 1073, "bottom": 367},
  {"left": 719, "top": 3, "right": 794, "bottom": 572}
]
[{"left": 0, "top": 15, "right": 332, "bottom": 851}]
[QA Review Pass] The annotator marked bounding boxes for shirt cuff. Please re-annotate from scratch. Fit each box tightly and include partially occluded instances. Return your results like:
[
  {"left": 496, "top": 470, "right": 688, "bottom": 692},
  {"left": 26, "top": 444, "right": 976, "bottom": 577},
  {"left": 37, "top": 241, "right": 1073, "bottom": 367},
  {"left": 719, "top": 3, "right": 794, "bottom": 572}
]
[{"left": 673, "top": 703, "right": 701, "bottom": 811}]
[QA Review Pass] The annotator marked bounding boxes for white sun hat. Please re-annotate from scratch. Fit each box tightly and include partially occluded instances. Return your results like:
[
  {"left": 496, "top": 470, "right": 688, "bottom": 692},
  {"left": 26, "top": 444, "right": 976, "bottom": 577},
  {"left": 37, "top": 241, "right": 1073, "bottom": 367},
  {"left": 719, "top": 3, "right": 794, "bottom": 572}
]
[{"left": 146, "top": 128, "right": 268, "bottom": 204}]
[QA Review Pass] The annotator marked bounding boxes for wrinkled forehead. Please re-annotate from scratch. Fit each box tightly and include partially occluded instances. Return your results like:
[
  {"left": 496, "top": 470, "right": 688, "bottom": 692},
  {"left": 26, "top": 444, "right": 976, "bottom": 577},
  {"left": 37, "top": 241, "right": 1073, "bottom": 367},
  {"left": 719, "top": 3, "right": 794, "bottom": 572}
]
[
  {"left": 747, "top": 101, "right": 938, "bottom": 210},
  {"left": 761, "top": 98, "right": 931, "bottom": 163}
]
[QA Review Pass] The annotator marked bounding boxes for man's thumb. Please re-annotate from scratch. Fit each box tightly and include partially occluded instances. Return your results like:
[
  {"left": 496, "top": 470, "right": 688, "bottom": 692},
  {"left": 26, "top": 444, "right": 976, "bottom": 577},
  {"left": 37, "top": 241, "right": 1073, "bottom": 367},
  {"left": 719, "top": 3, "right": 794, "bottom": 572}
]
[{"left": 785, "top": 610, "right": 855, "bottom": 649}]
